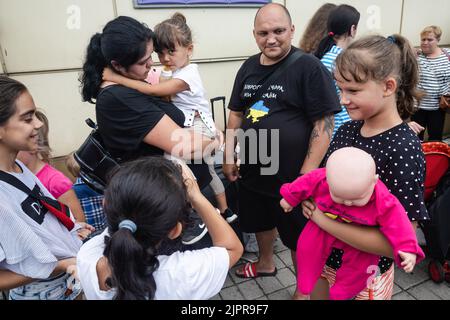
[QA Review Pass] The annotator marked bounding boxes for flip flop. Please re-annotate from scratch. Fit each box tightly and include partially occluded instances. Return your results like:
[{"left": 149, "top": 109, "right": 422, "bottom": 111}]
[{"left": 235, "top": 262, "right": 277, "bottom": 278}]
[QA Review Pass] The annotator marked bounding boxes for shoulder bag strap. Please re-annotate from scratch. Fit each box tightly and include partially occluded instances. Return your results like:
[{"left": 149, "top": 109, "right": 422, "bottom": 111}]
[
  {"left": 248, "top": 49, "right": 304, "bottom": 106},
  {"left": 0, "top": 169, "right": 75, "bottom": 230},
  {"left": 0, "top": 169, "right": 34, "bottom": 195}
]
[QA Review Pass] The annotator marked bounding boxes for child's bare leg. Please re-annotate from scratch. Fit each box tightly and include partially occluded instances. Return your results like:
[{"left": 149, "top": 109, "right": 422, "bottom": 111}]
[
  {"left": 292, "top": 292, "right": 310, "bottom": 300},
  {"left": 215, "top": 192, "right": 228, "bottom": 213},
  {"left": 310, "top": 278, "right": 330, "bottom": 300}
]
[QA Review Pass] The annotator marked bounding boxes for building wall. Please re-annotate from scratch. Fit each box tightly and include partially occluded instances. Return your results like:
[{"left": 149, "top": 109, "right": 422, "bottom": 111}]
[{"left": 1, "top": 0, "right": 449, "bottom": 156}]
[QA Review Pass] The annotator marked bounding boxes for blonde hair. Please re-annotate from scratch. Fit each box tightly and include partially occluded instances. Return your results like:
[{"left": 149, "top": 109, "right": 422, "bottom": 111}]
[
  {"left": 65, "top": 151, "right": 81, "bottom": 178},
  {"left": 420, "top": 26, "right": 442, "bottom": 41},
  {"left": 299, "top": 3, "right": 337, "bottom": 53},
  {"left": 335, "top": 34, "right": 424, "bottom": 119},
  {"left": 35, "top": 110, "right": 52, "bottom": 163}
]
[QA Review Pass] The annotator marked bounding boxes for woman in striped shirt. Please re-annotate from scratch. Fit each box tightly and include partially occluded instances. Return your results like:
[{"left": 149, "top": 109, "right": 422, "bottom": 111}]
[{"left": 412, "top": 26, "right": 450, "bottom": 141}]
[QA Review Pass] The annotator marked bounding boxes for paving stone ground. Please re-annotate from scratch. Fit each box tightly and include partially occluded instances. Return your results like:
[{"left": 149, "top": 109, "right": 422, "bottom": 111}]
[
  {"left": 1, "top": 235, "right": 448, "bottom": 301},
  {"left": 211, "top": 238, "right": 450, "bottom": 301}
]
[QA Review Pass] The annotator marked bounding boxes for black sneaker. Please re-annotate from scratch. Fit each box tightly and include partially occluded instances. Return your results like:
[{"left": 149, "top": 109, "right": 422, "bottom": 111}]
[
  {"left": 221, "top": 208, "right": 238, "bottom": 223},
  {"left": 182, "top": 212, "right": 208, "bottom": 245}
]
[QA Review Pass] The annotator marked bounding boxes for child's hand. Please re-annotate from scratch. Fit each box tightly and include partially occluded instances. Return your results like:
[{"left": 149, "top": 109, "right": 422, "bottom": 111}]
[
  {"left": 280, "top": 198, "right": 293, "bottom": 213},
  {"left": 179, "top": 161, "right": 202, "bottom": 203},
  {"left": 399, "top": 251, "right": 417, "bottom": 273},
  {"left": 102, "top": 67, "right": 117, "bottom": 82},
  {"left": 76, "top": 222, "right": 95, "bottom": 240},
  {"left": 66, "top": 263, "right": 79, "bottom": 281}
]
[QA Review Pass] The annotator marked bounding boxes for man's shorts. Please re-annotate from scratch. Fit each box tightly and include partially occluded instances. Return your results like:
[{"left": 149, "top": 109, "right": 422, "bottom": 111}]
[{"left": 238, "top": 184, "right": 308, "bottom": 250}]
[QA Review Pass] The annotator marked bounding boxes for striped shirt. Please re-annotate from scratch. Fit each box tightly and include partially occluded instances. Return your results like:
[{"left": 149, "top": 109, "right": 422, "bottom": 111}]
[
  {"left": 0, "top": 161, "right": 82, "bottom": 279},
  {"left": 321, "top": 45, "right": 351, "bottom": 137},
  {"left": 417, "top": 48, "right": 450, "bottom": 110}
]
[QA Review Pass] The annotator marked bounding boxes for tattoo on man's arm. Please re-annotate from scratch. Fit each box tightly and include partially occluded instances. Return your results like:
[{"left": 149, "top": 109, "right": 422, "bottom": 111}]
[
  {"left": 306, "top": 115, "right": 334, "bottom": 159},
  {"left": 306, "top": 127, "right": 320, "bottom": 159},
  {"left": 322, "top": 115, "right": 334, "bottom": 141}
]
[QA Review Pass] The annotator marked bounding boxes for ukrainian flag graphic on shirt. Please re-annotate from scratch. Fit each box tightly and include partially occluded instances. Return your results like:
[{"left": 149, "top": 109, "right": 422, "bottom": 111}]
[{"left": 246, "top": 100, "right": 269, "bottom": 123}]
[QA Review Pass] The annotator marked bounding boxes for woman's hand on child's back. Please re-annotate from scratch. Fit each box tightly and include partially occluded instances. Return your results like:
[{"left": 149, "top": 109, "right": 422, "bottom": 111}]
[{"left": 407, "top": 121, "right": 425, "bottom": 135}]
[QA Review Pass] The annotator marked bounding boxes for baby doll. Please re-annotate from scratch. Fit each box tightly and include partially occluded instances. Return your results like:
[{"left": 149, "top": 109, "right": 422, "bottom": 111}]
[{"left": 280, "top": 147, "right": 425, "bottom": 300}]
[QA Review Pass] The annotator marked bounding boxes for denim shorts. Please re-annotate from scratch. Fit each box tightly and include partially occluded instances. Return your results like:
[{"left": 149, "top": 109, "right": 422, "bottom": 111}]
[{"left": 9, "top": 272, "right": 81, "bottom": 300}]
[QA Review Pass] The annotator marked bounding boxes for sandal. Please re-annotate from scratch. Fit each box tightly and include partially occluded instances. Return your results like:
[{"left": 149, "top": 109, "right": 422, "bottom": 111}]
[{"left": 235, "top": 262, "right": 277, "bottom": 278}]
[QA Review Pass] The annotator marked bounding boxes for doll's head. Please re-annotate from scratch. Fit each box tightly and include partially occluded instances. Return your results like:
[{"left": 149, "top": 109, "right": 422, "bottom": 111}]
[{"left": 326, "top": 147, "right": 378, "bottom": 207}]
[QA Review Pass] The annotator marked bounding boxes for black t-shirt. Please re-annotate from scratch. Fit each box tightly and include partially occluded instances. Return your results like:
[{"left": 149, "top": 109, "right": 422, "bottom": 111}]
[
  {"left": 96, "top": 85, "right": 184, "bottom": 162},
  {"left": 96, "top": 85, "right": 211, "bottom": 188},
  {"left": 229, "top": 47, "right": 341, "bottom": 197}
]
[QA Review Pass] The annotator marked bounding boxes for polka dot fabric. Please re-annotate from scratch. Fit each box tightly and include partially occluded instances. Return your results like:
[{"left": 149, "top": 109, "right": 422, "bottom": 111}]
[
  {"left": 323, "top": 121, "right": 429, "bottom": 274},
  {"left": 326, "top": 121, "right": 429, "bottom": 222}
]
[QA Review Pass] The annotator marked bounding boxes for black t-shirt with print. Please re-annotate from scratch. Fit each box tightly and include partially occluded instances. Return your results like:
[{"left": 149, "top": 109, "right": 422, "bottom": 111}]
[
  {"left": 229, "top": 47, "right": 341, "bottom": 197},
  {"left": 96, "top": 85, "right": 185, "bottom": 162},
  {"left": 96, "top": 85, "right": 211, "bottom": 188},
  {"left": 323, "top": 121, "right": 429, "bottom": 273}
]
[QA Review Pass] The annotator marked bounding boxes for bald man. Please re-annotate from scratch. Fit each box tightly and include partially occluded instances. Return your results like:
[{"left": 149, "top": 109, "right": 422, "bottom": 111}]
[{"left": 223, "top": 3, "right": 341, "bottom": 298}]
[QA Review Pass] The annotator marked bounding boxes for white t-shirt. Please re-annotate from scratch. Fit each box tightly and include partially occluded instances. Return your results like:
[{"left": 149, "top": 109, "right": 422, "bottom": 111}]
[
  {"left": 172, "top": 64, "right": 216, "bottom": 133},
  {"left": 77, "top": 229, "right": 230, "bottom": 300},
  {"left": 0, "top": 161, "right": 82, "bottom": 279}
]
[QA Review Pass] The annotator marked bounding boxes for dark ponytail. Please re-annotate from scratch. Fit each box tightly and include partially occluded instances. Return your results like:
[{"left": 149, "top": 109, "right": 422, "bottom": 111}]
[
  {"left": 80, "top": 16, "right": 155, "bottom": 104},
  {"left": 103, "top": 157, "right": 190, "bottom": 300},
  {"left": 80, "top": 33, "right": 105, "bottom": 103},
  {"left": 314, "top": 4, "right": 360, "bottom": 59},
  {"left": 314, "top": 32, "right": 337, "bottom": 60},
  {"left": 104, "top": 229, "right": 159, "bottom": 300}
]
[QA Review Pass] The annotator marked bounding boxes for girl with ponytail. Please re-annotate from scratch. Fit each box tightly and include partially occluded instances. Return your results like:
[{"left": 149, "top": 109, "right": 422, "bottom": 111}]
[
  {"left": 314, "top": 4, "right": 360, "bottom": 60},
  {"left": 77, "top": 157, "right": 243, "bottom": 300},
  {"left": 301, "top": 35, "right": 429, "bottom": 300},
  {"left": 315, "top": 4, "right": 360, "bottom": 136}
]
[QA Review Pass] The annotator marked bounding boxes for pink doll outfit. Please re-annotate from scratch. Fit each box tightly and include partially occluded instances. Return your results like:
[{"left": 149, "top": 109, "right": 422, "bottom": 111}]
[{"left": 280, "top": 168, "right": 425, "bottom": 300}]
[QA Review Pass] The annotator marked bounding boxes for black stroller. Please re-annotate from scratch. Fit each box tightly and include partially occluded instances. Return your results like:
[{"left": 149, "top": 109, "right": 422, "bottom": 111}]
[{"left": 419, "top": 142, "right": 450, "bottom": 283}]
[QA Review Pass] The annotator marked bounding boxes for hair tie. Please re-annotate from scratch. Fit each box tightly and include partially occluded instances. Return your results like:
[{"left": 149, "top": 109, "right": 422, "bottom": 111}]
[
  {"left": 387, "top": 35, "right": 396, "bottom": 44},
  {"left": 119, "top": 219, "right": 137, "bottom": 233},
  {"left": 328, "top": 32, "right": 335, "bottom": 37}
]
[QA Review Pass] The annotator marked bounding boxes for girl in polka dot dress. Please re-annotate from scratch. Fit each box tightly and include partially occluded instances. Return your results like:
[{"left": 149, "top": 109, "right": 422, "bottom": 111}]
[{"left": 301, "top": 34, "right": 429, "bottom": 300}]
